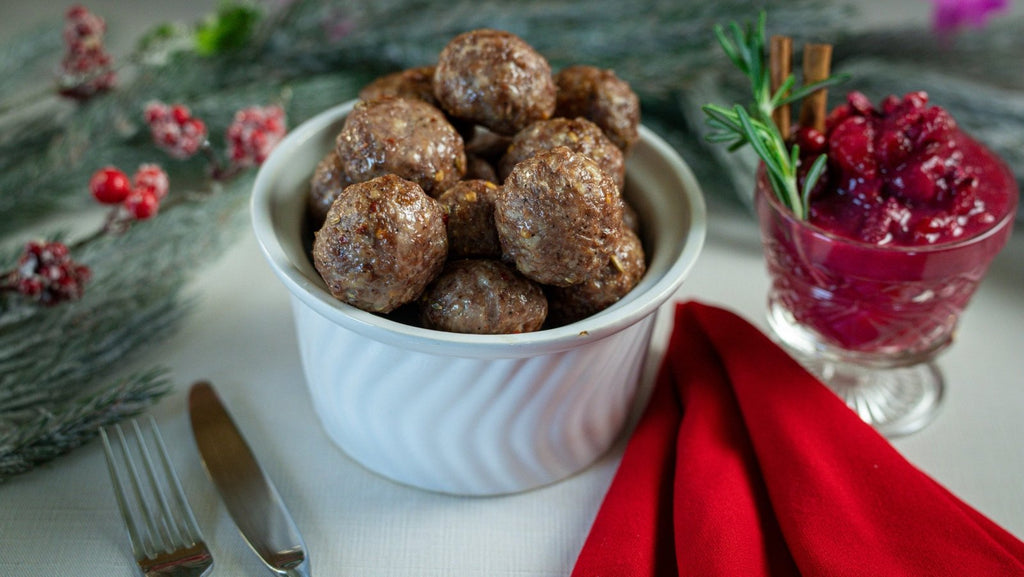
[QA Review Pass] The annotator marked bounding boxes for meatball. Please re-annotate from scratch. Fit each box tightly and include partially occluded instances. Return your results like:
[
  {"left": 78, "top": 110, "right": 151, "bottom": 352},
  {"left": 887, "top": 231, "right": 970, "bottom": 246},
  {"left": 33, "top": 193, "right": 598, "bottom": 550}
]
[
  {"left": 495, "top": 146, "right": 624, "bottom": 286},
  {"left": 554, "top": 65, "right": 641, "bottom": 153},
  {"left": 464, "top": 153, "right": 498, "bottom": 183},
  {"left": 335, "top": 96, "right": 466, "bottom": 197},
  {"left": 312, "top": 174, "right": 447, "bottom": 314},
  {"left": 497, "top": 117, "right": 625, "bottom": 191},
  {"left": 433, "top": 29, "right": 556, "bottom": 136},
  {"left": 465, "top": 128, "right": 513, "bottom": 164},
  {"left": 545, "top": 228, "right": 646, "bottom": 326},
  {"left": 622, "top": 200, "right": 640, "bottom": 234},
  {"left": 358, "top": 66, "right": 439, "bottom": 105},
  {"left": 438, "top": 180, "right": 503, "bottom": 259},
  {"left": 419, "top": 259, "right": 547, "bottom": 334},
  {"left": 307, "top": 149, "right": 353, "bottom": 227},
  {"left": 359, "top": 66, "right": 475, "bottom": 141}
]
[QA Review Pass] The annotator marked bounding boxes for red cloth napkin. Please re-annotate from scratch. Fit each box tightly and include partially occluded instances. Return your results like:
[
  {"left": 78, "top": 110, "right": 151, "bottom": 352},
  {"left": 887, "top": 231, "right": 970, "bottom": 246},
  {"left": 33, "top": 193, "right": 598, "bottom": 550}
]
[{"left": 572, "top": 301, "right": 1024, "bottom": 576}]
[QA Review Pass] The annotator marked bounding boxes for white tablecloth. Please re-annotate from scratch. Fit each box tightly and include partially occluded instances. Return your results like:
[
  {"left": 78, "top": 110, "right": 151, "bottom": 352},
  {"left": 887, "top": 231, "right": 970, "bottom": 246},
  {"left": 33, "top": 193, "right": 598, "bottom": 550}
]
[
  {"left": 2, "top": 2, "right": 1023, "bottom": 575},
  {"left": 2, "top": 197, "right": 1021, "bottom": 576}
]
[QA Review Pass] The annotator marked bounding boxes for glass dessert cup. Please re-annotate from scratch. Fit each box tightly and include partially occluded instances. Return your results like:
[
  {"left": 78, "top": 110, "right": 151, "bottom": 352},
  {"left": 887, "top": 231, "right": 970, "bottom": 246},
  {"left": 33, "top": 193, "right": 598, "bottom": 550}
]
[{"left": 755, "top": 176, "right": 1017, "bottom": 437}]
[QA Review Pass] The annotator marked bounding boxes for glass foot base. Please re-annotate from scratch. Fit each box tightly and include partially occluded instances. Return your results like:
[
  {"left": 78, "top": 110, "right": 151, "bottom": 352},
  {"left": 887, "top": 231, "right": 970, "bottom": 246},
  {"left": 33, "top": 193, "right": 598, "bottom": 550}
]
[
  {"left": 794, "top": 353, "right": 945, "bottom": 438},
  {"left": 766, "top": 302, "right": 946, "bottom": 437}
]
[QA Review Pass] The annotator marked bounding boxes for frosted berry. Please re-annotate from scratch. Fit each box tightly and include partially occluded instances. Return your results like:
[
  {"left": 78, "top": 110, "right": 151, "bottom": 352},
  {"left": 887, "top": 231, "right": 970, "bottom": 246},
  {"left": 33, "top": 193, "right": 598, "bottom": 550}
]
[
  {"left": 57, "top": 5, "right": 116, "bottom": 99},
  {"left": 9, "top": 241, "right": 91, "bottom": 305},
  {"left": 63, "top": 5, "right": 106, "bottom": 46},
  {"left": 132, "top": 164, "right": 169, "bottom": 200},
  {"left": 124, "top": 190, "right": 160, "bottom": 220},
  {"left": 89, "top": 166, "right": 132, "bottom": 204},
  {"left": 226, "top": 105, "right": 287, "bottom": 167},
  {"left": 145, "top": 101, "right": 208, "bottom": 159}
]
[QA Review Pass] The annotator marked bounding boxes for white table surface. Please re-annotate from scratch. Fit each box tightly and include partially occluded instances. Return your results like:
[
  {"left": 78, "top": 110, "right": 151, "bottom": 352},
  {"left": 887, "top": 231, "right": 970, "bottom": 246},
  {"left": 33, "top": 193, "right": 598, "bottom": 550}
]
[{"left": 2, "top": 2, "right": 1023, "bottom": 576}]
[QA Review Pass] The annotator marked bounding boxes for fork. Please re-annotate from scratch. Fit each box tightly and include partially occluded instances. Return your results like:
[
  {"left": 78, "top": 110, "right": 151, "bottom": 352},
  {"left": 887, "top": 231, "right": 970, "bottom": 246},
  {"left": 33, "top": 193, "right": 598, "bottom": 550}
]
[{"left": 101, "top": 415, "right": 214, "bottom": 577}]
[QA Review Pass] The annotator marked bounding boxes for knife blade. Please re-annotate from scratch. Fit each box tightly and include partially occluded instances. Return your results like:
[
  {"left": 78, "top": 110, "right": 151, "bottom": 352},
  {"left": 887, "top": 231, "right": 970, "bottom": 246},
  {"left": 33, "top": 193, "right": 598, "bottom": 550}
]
[{"left": 188, "top": 380, "right": 312, "bottom": 577}]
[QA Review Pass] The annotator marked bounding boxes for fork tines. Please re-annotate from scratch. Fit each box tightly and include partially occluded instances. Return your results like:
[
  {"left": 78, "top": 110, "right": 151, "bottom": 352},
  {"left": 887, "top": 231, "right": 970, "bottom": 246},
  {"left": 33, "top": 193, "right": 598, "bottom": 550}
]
[{"left": 101, "top": 415, "right": 212, "bottom": 575}]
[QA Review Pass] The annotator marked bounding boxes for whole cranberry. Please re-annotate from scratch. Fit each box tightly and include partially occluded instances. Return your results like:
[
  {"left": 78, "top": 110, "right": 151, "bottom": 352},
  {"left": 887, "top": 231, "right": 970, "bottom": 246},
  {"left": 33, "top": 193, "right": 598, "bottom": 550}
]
[
  {"left": 89, "top": 166, "right": 132, "bottom": 204},
  {"left": 828, "top": 116, "right": 878, "bottom": 181},
  {"left": 795, "top": 127, "right": 827, "bottom": 155}
]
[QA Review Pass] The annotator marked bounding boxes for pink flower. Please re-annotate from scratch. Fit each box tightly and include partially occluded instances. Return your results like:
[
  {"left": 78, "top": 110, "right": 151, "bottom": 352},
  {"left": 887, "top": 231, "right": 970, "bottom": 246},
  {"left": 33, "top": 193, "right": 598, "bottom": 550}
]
[{"left": 930, "top": 0, "right": 1009, "bottom": 33}]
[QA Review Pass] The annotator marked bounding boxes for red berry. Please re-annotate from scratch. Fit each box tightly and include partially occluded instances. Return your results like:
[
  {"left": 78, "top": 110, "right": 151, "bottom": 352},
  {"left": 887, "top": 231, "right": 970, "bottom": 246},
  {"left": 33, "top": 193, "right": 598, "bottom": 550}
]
[
  {"left": 171, "top": 104, "right": 191, "bottom": 124},
  {"left": 144, "top": 101, "right": 168, "bottom": 123},
  {"left": 124, "top": 191, "right": 160, "bottom": 220},
  {"left": 828, "top": 116, "right": 878, "bottom": 181},
  {"left": 795, "top": 126, "right": 826, "bottom": 154},
  {"left": 11, "top": 240, "right": 90, "bottom": 305},
  {"left": 890, "top": 155, "right": 945, "bottom": 203},
  {"left": 846, "top": 91, "right": 876, "bottom": 116},
  {"left": 903, "top": 91, "right": 929, "bottom": 110},
  {"left": 133, "top": 164, "right": 169, "bottom": 200},
  {"left": 89, "top": 166, "right": 132, "bottom": 204},
  {"left": 226, "top": 105, "right": 287, "bottom": 167}
]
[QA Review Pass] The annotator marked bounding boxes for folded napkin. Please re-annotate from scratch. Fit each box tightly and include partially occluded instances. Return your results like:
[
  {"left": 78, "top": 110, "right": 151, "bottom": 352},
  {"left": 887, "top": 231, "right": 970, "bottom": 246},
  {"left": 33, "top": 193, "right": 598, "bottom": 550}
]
[{"left": 572, "top": 301, "right": 1024, "bottom": 576}]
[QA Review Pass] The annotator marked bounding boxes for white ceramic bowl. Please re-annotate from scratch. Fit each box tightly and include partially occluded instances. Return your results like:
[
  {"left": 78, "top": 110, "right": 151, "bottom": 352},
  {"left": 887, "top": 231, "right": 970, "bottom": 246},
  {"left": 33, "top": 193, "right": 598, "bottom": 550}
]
[{"left": 251, "top": 101, "right": 706, "bottom": 495}]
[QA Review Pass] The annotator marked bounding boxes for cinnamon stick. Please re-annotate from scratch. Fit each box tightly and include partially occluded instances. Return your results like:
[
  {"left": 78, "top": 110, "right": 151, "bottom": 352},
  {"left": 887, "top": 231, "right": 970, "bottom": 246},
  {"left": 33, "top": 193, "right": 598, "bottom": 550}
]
[
  {"left": 798, "top": 43, "right": 833, "bottom": 133},
  {"left": 769, "top": 35, "right": 793, "bottom": 139}
]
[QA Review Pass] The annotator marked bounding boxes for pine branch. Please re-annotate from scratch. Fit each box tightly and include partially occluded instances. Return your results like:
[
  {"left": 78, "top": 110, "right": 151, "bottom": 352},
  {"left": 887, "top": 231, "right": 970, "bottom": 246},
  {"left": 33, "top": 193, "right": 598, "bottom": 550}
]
[
  {"left": 0, "top": 20, "right": 63, "bottom": 106},
  {"left": 0, "top": 369, "right": 171, "bottom": 481}
]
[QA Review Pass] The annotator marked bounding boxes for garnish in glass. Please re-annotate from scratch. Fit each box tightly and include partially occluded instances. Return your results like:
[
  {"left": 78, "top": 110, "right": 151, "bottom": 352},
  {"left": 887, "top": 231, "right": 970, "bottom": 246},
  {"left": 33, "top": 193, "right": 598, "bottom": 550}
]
[{"left": 701, "top": 12, "right": 848, "bottom": 220}]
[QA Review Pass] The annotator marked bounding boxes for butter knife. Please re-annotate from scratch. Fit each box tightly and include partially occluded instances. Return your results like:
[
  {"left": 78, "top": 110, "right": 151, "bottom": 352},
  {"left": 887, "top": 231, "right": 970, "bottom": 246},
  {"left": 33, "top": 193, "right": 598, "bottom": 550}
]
[{"left": 188, "top": 381, "right": 312, "bottom": 577}]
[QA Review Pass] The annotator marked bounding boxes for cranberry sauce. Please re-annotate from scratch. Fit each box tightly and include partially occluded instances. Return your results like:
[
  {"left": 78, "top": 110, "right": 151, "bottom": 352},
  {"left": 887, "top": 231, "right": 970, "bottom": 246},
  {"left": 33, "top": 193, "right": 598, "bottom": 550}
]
[
  {"left": 756, "top": 92, "right": 1017, "bottom": 355},
  {"left": 799, "top": 91, "right": 1016, "bottom": 247}
]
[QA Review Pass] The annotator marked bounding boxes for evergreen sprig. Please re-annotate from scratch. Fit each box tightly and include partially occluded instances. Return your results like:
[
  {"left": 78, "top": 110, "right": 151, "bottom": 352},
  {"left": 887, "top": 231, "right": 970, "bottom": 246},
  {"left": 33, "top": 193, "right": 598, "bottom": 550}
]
[{"left": 701, "top": 12, "right": 844, "bottom": 219}]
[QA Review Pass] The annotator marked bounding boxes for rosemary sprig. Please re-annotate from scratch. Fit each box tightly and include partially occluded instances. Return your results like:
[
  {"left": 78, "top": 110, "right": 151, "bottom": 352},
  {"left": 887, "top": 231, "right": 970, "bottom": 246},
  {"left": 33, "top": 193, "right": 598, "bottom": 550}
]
[{"left": 701, "top": 12, "right": 846, "bottom": 219}]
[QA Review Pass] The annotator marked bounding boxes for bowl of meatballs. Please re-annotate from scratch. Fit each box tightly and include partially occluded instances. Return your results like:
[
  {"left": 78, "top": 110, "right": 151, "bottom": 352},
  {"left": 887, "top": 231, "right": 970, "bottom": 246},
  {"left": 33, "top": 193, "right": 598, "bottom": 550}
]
[{"left": 251, "top": 29, "right": 706, "bottom": 495}]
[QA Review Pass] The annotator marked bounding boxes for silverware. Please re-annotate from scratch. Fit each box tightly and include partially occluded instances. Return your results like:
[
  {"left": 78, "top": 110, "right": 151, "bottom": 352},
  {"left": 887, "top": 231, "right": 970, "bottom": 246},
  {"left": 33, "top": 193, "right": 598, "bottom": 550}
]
[
  {"left": 188, "top": 380, "right": 312, "bottom": 577},
  {"left": 101, "top": 416, "right": 214, "bottom": 577}
]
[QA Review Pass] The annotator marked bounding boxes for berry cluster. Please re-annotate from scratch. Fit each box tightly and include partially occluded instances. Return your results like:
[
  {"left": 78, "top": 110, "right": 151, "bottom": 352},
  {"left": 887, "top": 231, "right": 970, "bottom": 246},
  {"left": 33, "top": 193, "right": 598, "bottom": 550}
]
[
  {"left": 4, "top": 241, "right": 91, "bottom": 305},
  {"left": 89, "top": 164, "right": 170, "bottom": 220},
  {"left": 144, "top": 101, "right": 208, "bottom": 159},
  {"left": 58, "top": 5, "right": 116, "bottom": 100},
  {"left": 226, "top": 105, "right": 287, "bottom": 167},
  {"left": 807, "top": 91, "right": 982, "bottom": 245}
]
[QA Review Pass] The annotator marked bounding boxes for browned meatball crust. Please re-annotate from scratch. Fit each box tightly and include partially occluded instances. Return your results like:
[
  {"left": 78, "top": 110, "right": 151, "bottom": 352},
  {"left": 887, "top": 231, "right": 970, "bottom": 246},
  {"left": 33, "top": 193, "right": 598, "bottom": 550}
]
[
  {"left": 359, "top": 66, "right": 475, "bottom": 140},
  {"left": 498, "top": 117, "right": 625, "bottom": 191},
  {"left": 358, "top": 66, "right": 439, "bottom": 105},
  {"left": 464, "top": 153, "right": 498, "bottom": 183},
  {"left": 545, "top": 227, "right": 646, "bottom": 326},
  {"left": 437, "top": 180, "right": 503, "bottom": 259},
  {"left": 465, "top": 128, "right": 513, "bottom": 165},
  {"left": 433, "top": 29, "right": 556, "bottom": 136},
  {"left": 312, "top": 174, "right": 447, "bottom": 313},
  {"left": 554, "top": 65, "right": 640, "bottom": 153},
  {"left": 335, "top": 96, "right": 466, "bottom": 197},
  {"left": 308, "top": 149, "right": 353, "bottom": 227},
  {"left": 495, "top": 147, "right": 624, "bottom": 287},
  {"left": 419, "top": 259, "right": 547, "bottom": 334},
  {"left": 622, "top": 200, "right": 640, "bottom": 235}
]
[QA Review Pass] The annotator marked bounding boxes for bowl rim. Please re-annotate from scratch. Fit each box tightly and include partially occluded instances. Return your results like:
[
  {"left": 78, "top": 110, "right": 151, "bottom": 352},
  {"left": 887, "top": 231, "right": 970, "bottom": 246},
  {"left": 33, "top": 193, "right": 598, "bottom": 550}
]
[{"left": 251, "top": 100, "right": 707, "bottom": 358}]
